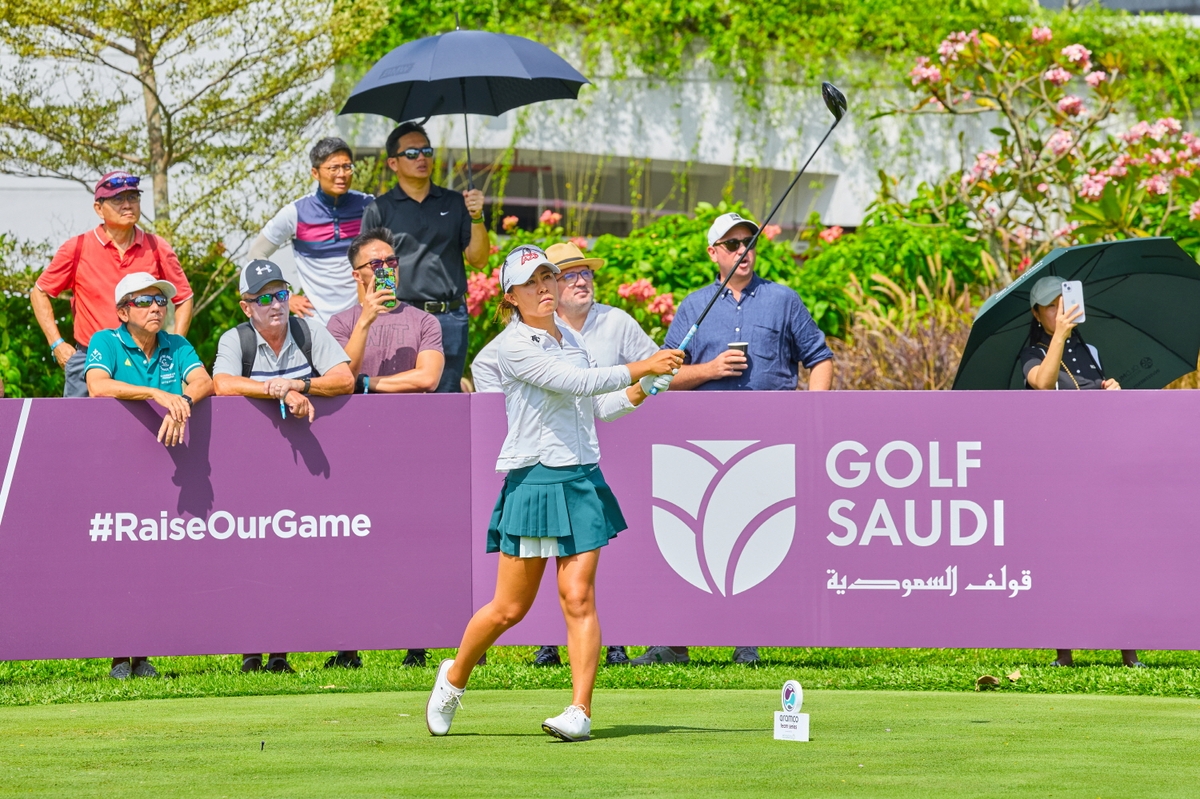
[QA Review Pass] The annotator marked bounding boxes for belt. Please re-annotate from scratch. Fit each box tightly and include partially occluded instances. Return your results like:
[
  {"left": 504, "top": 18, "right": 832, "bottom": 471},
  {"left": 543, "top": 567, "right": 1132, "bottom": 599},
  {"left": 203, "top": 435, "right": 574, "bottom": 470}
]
[{"left": 402, "top": 297, "right": 464, "bottom": 314}]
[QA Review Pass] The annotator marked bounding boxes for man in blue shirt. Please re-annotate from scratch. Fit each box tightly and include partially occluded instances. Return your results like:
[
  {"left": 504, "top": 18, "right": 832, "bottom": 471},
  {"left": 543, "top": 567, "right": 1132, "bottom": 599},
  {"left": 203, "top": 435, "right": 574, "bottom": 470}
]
[
  {"left": 85, "top": 272, "right": 214, "bottom": 681},
  {"left": 632, "top": 213, "right": 834, "bottom": 668}
]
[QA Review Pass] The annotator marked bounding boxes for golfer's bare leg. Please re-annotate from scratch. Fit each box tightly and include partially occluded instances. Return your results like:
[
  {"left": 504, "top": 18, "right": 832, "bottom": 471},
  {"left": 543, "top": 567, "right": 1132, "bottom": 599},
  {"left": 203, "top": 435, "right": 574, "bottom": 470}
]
[
  {"left": 447, "top": 554, "right": 546, "bottom": 688},
  {"left": 557, "top": 549, "right": 601, "bottom": 716}
]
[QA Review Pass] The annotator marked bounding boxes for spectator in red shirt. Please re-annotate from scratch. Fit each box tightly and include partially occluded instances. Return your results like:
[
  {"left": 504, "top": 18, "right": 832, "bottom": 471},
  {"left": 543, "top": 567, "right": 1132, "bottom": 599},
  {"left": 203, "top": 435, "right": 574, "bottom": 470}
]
[{"left": 30, "top": 171, "right": 194, "bottom": 397}]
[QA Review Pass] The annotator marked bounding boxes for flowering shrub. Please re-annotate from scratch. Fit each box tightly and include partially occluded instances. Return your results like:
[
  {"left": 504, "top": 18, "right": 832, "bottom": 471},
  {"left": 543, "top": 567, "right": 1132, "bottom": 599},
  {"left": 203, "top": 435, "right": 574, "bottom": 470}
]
[
  {"left": 897, "top": 24, "right": 1200, "bottom": 280},
  {"left": 466, "top": 269, "right": 501, "bottom": 317},
  {"left": 539, "top": 209, "right": 562, "bottom": 227}
]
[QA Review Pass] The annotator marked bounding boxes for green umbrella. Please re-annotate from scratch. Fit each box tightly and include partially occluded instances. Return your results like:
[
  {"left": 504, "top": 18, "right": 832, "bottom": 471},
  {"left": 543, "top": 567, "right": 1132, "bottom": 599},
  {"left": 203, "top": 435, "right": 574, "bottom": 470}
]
[{"left": 953, "top": 237, "right": 1200, "bottom": 390}]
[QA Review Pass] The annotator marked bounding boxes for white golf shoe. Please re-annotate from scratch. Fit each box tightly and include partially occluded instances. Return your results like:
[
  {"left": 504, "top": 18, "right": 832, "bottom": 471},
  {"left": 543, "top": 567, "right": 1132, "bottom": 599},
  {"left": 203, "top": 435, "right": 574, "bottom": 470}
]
[
  {"left": 542, "top": 705, "right": 591, "bottom": 742},
  {"left": 426, "top": 659, "right": 465, "bottom": 736}
]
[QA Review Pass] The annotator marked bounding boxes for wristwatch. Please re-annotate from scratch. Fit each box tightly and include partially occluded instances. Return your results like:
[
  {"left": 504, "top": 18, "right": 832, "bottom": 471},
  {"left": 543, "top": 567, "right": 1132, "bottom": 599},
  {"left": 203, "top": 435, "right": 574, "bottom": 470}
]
[
  {"left": 301, "top": 376, "right": 311, "bottom": 395},
  {"left": 181, "top": 395, "right": 193, "bottom": 408}
]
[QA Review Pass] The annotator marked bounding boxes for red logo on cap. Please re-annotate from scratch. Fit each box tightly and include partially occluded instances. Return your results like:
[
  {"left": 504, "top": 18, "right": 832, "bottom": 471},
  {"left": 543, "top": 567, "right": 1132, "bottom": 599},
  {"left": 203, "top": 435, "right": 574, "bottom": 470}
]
[{"left": 520, "top": 249, "right": 541, "bottom": 265}]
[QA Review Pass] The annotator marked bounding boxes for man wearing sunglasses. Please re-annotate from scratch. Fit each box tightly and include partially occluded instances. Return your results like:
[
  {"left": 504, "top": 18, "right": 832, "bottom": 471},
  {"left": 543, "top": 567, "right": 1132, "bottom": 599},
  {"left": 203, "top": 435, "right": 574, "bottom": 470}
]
[
  {"left": 85, "top": 272, "right": 213, "bottom": 680},
  {"left": 634, "top": 212, "right": 834, "bottom": 669},
  {"left": 32, "top": 171, "right": 194, "bottom": 398},
  {"left": 250, "top": 137, "right": 374, "bottom": 324},
  {"left": 211, "top": 260, "right": 353, "bottom": 675},
  {"left": 361, "top": 121, "right": 490, "bottom": 394}
]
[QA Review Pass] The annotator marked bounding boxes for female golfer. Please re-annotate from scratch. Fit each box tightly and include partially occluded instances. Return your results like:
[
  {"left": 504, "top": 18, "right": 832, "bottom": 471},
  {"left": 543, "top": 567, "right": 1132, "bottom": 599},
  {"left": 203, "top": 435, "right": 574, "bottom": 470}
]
[
  {"left": 1021, "top": 274, "right": 1142, "bottom": 668},
  {"left": 426, "top": 245, "right": 683, "bottom": 742}
]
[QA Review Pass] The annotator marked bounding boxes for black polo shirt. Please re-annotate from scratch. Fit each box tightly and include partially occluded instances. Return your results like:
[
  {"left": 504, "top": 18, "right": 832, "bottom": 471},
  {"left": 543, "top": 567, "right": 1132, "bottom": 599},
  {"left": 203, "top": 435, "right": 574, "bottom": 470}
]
[
  {"left": 361, "top": 182, "right": 472, "bottom": 303},
  {"left": 1020, "top": 331, "right": 1104, "bottom": 389}
]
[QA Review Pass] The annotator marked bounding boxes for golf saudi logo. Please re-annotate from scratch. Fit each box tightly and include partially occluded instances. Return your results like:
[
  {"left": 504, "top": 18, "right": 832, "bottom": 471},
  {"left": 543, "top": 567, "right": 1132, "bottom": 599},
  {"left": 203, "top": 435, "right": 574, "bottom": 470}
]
[{"left": 651, "top": 440, "right": 796, "bottom": 596}]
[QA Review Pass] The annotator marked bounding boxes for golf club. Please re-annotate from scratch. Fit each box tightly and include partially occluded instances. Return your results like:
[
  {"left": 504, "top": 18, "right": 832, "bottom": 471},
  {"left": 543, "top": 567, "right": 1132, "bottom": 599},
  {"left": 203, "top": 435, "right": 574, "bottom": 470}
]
[{"left": 650, "top": 81, "right": 848, "bottom": 394}]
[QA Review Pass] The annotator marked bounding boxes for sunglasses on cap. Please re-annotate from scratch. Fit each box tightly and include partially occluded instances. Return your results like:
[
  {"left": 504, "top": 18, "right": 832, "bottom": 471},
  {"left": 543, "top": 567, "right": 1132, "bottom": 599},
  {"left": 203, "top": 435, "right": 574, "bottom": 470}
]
[
  {"left": 392, "top": 147, "right": 434, "bottom": 160},
  {"left": 121, "top": 294, "right": 168, "bottom": 309},
  {"left": 357, "top": 255, "right": 399, "bottom": 270},
  {"left": 247, "top": 289, "right": 290, "bottom": 307},
  {"left": 101, "top": 175, "right": 141, "bottom": 190},
  {"left": 716, "top": 237, "right": 755, "bottom": 253}
]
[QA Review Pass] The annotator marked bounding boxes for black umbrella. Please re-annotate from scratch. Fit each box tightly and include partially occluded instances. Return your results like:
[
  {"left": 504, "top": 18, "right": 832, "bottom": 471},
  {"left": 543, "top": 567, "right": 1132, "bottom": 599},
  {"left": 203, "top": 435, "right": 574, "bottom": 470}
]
[
  {"left": 339, "top": 29, "right": 589, "bottom": 188},
  {"left": 953, "top": 238, "right": 1200, "bottom": 390}
]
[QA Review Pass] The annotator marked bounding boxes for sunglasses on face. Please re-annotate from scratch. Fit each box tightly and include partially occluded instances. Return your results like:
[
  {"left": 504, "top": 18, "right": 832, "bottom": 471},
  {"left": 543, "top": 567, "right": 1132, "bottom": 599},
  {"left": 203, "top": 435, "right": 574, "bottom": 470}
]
[
  {"left": 247, "top": 289, "right": 290, "bottom": 307},
  {"left": 557, "top": 268, "right": 594, "bottom": 285},
  {"left": 357, "top": 255, "right": 399, "bottom": 270},
  {"left": 122, "top": 294, "right": 168, "bottom": 309},
  {"left": 102, "top": 175, "right": 141, "bottom": 190},
  {"left": 392, "top": 147, "right": 434, "bottom": 160},
  {"left": 716, "top": 237, "right": 755, "bottom": 253}
]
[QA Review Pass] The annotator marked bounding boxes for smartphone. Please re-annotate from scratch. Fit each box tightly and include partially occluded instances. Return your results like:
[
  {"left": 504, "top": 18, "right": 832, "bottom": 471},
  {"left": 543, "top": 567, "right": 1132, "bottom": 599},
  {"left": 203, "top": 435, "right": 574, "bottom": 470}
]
[
  {"left": 1060, "top": 280, "right": 1085, "bottom": 323},
  {"left": 374, "top": 264, "right": 397, "bottom": 309}
]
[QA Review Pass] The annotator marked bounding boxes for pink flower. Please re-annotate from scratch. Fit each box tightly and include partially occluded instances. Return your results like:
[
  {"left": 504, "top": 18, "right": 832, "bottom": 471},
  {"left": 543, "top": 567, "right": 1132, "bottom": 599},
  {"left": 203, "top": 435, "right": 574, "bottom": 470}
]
[
  {"left": 489, "top": 244, "right": 500, "bottom": 255},
  {"left": 1141, "top": 173, "right": 1170, "bottom": 195},
  {"left": 1016, "top": 256, "right": 1033, "bottom": 274},
  {"left": 909, "top": 56, "right": 942, "bottom": 85},
  {"left": 1032, "top": 26, "right": 1053, "bottom": 44},
  {"left": 1046, "top": 130, "right": 1074, "bottom": 158},
  {"left": 1147, "top": 147, "right": 1172, "bottom": 166},
  {"left": 466, "top": 270, "right": 501, "bottom": 317},
  {"left": 951, "top": 90, "right": 973, "bottom": 106},
  {"left": 1037, "top": 182, "right": 1049, "bottom": 192},
  {"left": 937, "top": 30, "right": 979, "bottom": 64},
  {"left": 502, "top": 215, "right": 519, "bottom": 232},
  {"left": 1052, "top": 222, "right": 1080, "bottom": 239},
  {"left": 570, "top": 236, "right": 589, "bottom": 250},
  {"left": 1085, "top": 70, "right": 1107, "bottom": 88},
  {"left": 762, "top": 224, "right": 783, "bottom": 241},
  {"left": 1078, "top": 172, "right": 1111, "bottom": 199},
  {"left": 818, "top": 225, "right": 844, "bottom": 243},
  {"left": 1190, "top": 198, "right": 1200, "bottom": 222},
  {"left": 1043, "top": 67, "right": 1072, "bottom": 86},
  {"left": 1105, "top": 155, "right": 1130, "bottom": 178},
  {"left": 1145, "top": 117, "right": 1182, "bottom": 141},
  {"left": 617, "top": 279, "right": 657, "bottom": 303},
  {"left": 962, "top": 149, "right": 1002, "bottom": 186},
  {"left": 539, "top": 209, "right": 563, "bottom": 226},
  {"left": 1057, "top": 95, "right": 1085, "bottom": 116},
  {"left": 1061, "top": 43, "right": 1092, "bottom": 71},
  {"left": 1123, "top": 121, "right": 1151, "bottom": 144},
  {"left": 647, "top": 293, "right": 676, "bottom": 318}
]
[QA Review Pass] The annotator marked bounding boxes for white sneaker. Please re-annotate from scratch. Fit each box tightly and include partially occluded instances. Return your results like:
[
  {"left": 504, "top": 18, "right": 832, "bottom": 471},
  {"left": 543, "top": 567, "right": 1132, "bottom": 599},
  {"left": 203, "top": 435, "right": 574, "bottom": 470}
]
[
  {"left": 542, "top": 705, "right": 591, "bottom": 742},
  {"left": 426, "top": 659, "right": 465, "bottom": 736}
]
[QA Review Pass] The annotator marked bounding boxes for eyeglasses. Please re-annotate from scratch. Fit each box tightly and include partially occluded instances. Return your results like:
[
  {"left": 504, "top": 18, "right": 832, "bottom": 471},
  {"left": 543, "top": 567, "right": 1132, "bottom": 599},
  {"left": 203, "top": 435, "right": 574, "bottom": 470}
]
[
  {"left": 121, "top": 294, "right": 168, "bottom": 308},
  {"left": 392, "top": 147, "right": 434, "bottom": 160},
  {"left": 101, "top": 175, "right": 141, "bottom": 190},
  {"left": 247, "top": 289, "right": 290, "bottom": 307},
  {"left": 716, "top": 237, "right": 754, "bottom": 253},
  {"left": 321, "top": 163, "right": 354, "bottom": 174},
  {"left": 356, "top": 255, "right": 399, "bottom": 270},
  {"left": 557, "top": 269, "right": 594, "bottom": 285}
]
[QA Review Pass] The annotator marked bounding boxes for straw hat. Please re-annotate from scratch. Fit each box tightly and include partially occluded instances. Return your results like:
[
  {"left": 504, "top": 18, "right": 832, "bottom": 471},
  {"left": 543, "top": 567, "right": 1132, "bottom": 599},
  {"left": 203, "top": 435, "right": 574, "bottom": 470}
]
[{"left": 545, "top": 241, "right": 605, "bottom": 271}]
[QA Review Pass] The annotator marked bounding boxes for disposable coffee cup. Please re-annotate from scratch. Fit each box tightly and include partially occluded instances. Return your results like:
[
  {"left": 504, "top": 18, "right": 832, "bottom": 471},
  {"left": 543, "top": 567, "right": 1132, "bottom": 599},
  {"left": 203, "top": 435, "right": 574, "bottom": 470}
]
[{"left": 728, "top": 342, "right": 748, "bottom": 355}]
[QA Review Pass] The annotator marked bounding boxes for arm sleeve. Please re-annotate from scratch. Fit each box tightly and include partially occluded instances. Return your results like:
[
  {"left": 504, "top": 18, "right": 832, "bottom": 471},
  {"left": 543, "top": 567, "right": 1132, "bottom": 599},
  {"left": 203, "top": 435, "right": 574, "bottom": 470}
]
[
  {"left": 153, "top": 237, "right": 194, "bottom": 304},
  {"left": 789, "top": 295, "right": 833, "bottom": 368},
  {"left": 619, "top": 312, "right": 661, "bottom": 361},
  {"left": 83, "top": 333, "right": 117, "bottom": 376},
  {"left": 173, "top": 337, "right": 204, "bottom": 378},
  {"left": 325, "top": 310, "right": 353, "bottom": 347},
  {"left": 470, "top": 338, "right": 503, "bottom": 392},
  {"left": 259, "top": 204, "right": 298, "bottom": 249},
  {"left": 1019, "top": 346, "right": 1045, "bottom": 382},
  {"left": 499, "top": 337, "right": 631, "bottom": 397},
  {"left": 306, "top": 319, "right": 351, "bottom": 374},
  {"left": 459, "top": 197, "right": 472, "bottom": 250},
  {"left": 361, "top": 201, "right": 382, "bottom": 233},
  {"left": 35, "top": 237, "right": 81, "bottom": 297},
  {"left": 419, "top": 311, "right": 444, "bottom": 353},
  {"left": 593, "top": 388, "right": 636, "bottom": 422},
  {"left": 212, "top": 329, "right": 244, "bottom": 377}
]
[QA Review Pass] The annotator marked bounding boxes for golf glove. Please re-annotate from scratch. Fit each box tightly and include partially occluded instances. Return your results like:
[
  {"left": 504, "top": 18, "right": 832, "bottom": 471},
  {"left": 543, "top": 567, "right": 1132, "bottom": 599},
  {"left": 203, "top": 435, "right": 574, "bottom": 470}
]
[{"left": 639, "top": 374, "right": 675, "bottom": 394}]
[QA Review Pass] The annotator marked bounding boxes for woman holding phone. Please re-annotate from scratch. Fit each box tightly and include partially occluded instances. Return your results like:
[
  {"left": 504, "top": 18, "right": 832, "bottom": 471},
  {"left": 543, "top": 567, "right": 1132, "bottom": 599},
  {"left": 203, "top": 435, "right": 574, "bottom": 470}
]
[
  {"left": 1021, "top": 275, "right": 1142, "bottom": 668},
  {"left": 426, "top": 245, "right": 684, "bottom": 741}
]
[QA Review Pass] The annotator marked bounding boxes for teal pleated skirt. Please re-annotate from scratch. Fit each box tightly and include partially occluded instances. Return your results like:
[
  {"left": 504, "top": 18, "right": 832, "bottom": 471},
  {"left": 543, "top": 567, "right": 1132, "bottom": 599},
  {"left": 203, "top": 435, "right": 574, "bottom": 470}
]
[{"left": 487, "top": 463, "right": 628, "bottom": 558}]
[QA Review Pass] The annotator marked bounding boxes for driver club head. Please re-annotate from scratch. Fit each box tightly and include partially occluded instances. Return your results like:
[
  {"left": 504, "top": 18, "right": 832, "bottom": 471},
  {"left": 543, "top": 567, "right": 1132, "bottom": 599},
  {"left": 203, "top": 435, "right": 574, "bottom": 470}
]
[{"left": 821, "top": 82, "right": 847, "bottom": 122}]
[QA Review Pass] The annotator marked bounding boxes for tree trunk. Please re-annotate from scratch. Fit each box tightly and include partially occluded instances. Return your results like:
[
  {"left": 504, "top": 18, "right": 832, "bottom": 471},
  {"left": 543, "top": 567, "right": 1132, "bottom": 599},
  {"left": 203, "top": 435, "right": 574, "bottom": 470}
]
[{"left": 134, "top": 36, "right": 170, "bottom": 237}]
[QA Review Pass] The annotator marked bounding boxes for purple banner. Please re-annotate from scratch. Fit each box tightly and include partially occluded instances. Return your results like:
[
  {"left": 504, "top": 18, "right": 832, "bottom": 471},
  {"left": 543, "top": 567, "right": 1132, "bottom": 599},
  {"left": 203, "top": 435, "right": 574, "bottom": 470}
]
[
  {"left": 2, "top": 390, "right": 1198, "bottom": 659},
  {"left": 0, "top": 396, "right": 473, "bottom": 660}
]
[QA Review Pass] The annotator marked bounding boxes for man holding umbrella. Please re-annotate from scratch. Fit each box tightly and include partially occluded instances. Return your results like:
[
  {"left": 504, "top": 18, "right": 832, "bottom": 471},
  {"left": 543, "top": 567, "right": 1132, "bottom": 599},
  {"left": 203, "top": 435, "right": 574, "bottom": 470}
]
[{"left": 361, "top": 121, "right": 490, "bottom": 394}]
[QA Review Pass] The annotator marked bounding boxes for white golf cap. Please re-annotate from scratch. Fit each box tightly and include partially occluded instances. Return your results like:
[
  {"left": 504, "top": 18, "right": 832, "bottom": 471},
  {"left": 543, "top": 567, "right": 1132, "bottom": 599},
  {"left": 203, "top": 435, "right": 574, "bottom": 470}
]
[
  {"left": 113, "top": 272, "right": 177, "bottom": 306},
  {"left": 707, "top": 212, "right": 760, "bottom": 246},
  {"left": 500, "top": 245, "right": 559, "bottom": 292}
]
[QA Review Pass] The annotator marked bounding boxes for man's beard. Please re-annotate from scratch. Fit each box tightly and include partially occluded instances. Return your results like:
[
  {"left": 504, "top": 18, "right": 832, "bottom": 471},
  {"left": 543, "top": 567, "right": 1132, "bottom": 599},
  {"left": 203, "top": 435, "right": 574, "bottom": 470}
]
[{"left": 558, "top": 291, "right": 593, "bottom": 317}]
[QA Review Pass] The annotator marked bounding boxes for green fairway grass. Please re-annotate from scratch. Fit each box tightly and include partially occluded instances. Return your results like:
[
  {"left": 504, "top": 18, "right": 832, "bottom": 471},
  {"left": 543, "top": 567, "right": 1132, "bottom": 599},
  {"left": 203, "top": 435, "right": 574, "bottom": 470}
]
[
  {"left": 2, "top": 689, "right": 1198, "bottom": 797},
  {"left": 3, "top": 646, "right": 1200, "bottom": 707}
]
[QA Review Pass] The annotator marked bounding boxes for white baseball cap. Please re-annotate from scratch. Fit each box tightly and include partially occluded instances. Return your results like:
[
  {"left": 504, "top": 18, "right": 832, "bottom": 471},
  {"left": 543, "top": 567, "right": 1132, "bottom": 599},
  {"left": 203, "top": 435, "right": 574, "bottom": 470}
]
[
  {"left": 707, "top": 212, "right": 760, "bottom": 246},
  {"left": 113, "top": 272, "right": 177, "bottom": 306},
  {"left": 500, "top": 245, "right": 559, "bottom": 292}
]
